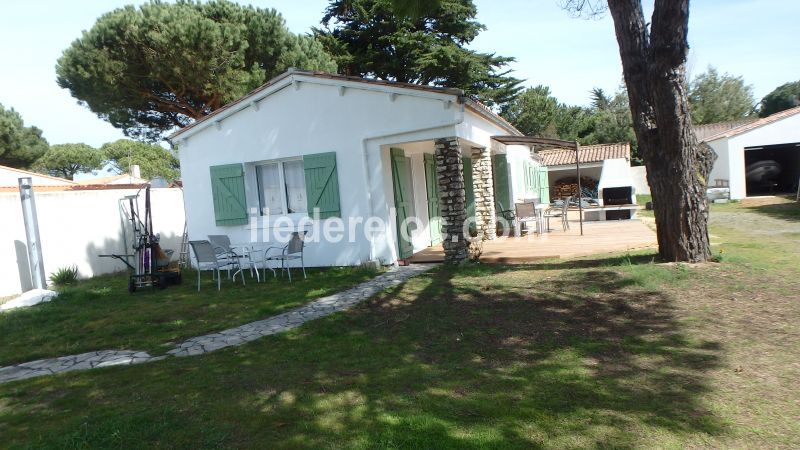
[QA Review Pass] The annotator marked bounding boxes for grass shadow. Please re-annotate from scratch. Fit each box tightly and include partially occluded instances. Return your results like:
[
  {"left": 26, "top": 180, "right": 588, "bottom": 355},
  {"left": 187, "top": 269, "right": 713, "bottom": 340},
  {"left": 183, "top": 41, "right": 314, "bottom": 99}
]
[
  {"left": 0, "top": 263, "right": 724, "bottom": 448},
  {"left": 744, "top": 200, "right": 800, "bottom": 222}
]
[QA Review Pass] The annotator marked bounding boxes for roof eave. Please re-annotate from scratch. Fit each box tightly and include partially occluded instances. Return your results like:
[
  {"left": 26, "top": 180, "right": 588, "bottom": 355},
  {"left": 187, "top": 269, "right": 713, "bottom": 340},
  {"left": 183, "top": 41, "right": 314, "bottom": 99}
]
[
  {"left": 463, "top": 100, "right": 523, "bottom": 136},
  {"left": 169, "top": 70, "right": 471, "bottom": 142}
]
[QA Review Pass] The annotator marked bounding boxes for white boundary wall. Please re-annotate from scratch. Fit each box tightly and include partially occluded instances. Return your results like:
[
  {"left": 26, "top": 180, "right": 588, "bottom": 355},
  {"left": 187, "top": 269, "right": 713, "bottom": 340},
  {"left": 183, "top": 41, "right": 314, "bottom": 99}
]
[
  {"left": 630, "top": 165, "right": 651, "bottom": 195},
  {"left": 0, "top": 188, "right": 184, "bottom": 297}
]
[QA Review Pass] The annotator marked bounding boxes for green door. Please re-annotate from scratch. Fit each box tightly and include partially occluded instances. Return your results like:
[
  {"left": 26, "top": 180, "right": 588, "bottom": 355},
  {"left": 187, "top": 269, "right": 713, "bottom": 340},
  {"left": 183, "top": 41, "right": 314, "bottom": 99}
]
[
  {"left": 423, "top": 153, "right": 442, "bottom": 245},
  {"left": 391, "top": 148, "right": 414, "bottom": 259},
  {"left": 492, "top": 154, "right": 511, "bottom": 212}
]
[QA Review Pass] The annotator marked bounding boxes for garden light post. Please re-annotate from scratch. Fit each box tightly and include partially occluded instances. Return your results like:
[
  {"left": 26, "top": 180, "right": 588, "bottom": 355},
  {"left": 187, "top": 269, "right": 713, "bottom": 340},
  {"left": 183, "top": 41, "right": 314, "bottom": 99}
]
[{"left": 18, "top": 177, "right": 47, "bottom": 289}]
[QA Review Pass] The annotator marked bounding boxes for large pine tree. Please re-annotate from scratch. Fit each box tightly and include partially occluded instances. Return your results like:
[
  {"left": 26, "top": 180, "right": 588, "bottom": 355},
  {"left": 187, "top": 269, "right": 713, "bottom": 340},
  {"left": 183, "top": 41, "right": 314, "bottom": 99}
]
[
  {"left": 57, "top": 0, "right": 337, "bottom": 141},
  {"left": 314, "top": 0, "right": 521, "bottom": 109}
]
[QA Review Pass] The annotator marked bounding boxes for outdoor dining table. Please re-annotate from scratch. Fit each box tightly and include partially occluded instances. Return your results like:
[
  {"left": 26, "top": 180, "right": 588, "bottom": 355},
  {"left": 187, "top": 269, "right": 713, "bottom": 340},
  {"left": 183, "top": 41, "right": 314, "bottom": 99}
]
[
  {"left": 535, "top": 203, "right": 549, "bottom": 233},
  {"left": 229, "top": 243, "right": 267, "bottom": 283}
]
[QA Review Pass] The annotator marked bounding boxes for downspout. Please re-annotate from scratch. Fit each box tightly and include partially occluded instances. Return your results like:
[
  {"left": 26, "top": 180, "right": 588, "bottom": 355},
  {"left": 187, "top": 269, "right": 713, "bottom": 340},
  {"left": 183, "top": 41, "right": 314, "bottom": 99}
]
[{"left": 360, "top": 103, "right": 466, "bottom": 263}]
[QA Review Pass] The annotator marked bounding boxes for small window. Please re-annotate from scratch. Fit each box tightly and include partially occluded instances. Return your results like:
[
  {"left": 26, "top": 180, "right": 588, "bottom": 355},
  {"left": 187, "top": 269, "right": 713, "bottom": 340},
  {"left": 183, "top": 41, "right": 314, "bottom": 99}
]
[{"left": 255, "top": 159, "right": 307, "bottom": 216}]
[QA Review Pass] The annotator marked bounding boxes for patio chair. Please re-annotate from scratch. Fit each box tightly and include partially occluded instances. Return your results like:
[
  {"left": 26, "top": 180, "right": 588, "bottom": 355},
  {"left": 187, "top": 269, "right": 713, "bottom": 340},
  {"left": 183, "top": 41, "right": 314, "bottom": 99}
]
[
  {"left": 544, "top": 196, "right": 571, "bottom": 231},
  {"left": 189, "top": 240, "right": 244, "bottom": 291},
  {"left": 209, "top": 234, "right": 260, "bottom": 282},
  {"left": 495, "top": 201, "right": 516, "bottom": 236},
  {"left": 514, "top": 200, "right": 542, "bottom": 235},
  {"left": 262, "top": 231, "right": 307, "bottom": 282}
]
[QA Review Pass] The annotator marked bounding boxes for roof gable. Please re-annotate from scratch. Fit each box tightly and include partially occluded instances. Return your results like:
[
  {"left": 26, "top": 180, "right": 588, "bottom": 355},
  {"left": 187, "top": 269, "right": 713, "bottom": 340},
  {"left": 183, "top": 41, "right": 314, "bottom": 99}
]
[
  {"left": 704, "top": 106, "right": 800, "bottom": 142},
  {"left": 693, "top": 119, "right": 756, "bottom": 142},
  {"left": 169, "top": 69, "right": 519, "bottom": 141},
  {"left": 0, "top": 164, "right": 77, "bottom": 185}
]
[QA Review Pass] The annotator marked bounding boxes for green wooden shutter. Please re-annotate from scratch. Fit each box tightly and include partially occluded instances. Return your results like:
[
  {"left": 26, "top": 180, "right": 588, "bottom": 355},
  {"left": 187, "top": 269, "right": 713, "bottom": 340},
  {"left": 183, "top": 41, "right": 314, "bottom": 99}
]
[
  {"left": 523, "top": 160, "right": 535, "bottom": 194},
  {"left": 462, "top": 157, "right": 476, "bottom": 221},
  {"left": 209, "top": 163, "right": 248, "bottom": 226},
  {"left": 303, "top": 152, "right": 341, "bottom": 219},
  {"left": 538, "top": 166, "right": 550, "bottom": 204},
  {"left": 391, "top": 148, "right": 413, "bottom": 259},
  {"left": 492, "top": 154, "right": 511, "bottom": 212}
]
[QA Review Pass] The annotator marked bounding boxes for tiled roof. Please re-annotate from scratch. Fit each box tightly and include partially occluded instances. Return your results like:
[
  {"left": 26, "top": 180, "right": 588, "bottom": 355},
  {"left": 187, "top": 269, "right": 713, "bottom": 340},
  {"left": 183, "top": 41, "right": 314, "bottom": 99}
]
[
  {"left": 539, "top": 143, "right": 630, "bottom": 167},
  {"left": 693, "top": 119, "right": 756, "bottom": 142},
  {"left": 76, "top": 173, "right": 148, "bottom": 185},
  {"left": 703, "top": 106, "right": 800, "bottom": 142}
]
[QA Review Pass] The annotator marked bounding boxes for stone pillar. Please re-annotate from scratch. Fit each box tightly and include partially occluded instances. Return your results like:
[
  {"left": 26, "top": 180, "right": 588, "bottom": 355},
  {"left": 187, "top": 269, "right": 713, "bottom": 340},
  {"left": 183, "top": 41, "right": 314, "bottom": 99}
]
[
  {"left": 471, "top": 147, "right": 496, "bottom": 240},
  {"left": 434, "top": 137, "right": 468, "bottom": 264}
]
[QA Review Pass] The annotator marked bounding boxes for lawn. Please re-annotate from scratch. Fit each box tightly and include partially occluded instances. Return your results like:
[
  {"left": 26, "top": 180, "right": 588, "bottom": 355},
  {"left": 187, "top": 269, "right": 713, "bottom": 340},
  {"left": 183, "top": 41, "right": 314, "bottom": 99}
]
[
  {"left": 0, "top": 267, "right": 380, "bottom": 366},
  {"left": 1, "top": 199, "right": 798, "bottom": 448}
]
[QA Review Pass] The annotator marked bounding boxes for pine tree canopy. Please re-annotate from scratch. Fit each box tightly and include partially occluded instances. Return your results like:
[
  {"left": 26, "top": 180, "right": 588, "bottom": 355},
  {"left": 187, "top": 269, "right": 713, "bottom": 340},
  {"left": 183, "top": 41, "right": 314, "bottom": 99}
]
[
  {"left": 0, "top": 103, "right": 49, "bottom": 169},
  {"left": 33, "top": 143, "right": 105, "bottom": 180},
  {"left": 314, "top": 0, "right": 522, "bottom": 109},
  {"left": 760, "top": 80, "right": 800, "bottom": 117},
  {"left": 56, "top": 0, "right": 337, "bottom": 141}
]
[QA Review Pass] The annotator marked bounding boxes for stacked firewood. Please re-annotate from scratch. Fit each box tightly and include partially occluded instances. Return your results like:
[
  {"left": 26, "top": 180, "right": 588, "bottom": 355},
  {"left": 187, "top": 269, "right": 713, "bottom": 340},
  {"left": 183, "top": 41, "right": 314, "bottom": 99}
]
[{"left": 553, "top": 177, "right": 598, "bottom": 199}]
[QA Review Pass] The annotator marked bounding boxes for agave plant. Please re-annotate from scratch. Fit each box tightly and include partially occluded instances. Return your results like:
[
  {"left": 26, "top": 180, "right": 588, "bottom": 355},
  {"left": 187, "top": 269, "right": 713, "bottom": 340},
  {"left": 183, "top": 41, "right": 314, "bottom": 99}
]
[{"left": 49, "top": 266, "right": 79, "bottom": 286}]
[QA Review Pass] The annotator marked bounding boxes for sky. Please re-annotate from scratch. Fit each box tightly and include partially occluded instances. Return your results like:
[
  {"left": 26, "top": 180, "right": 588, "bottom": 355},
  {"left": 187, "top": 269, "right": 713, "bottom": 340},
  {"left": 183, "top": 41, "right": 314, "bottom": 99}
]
[{"left": 1, "top": 0, "right": 798, "bottom": 149}]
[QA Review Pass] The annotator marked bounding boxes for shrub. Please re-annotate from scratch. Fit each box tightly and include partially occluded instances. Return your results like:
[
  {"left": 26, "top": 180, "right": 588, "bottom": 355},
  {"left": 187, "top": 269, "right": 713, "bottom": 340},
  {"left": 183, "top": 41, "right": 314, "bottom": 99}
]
[
  {"left": 49, "top": 266, "right": 79, "bottom": 286},
  {"left": 468, "top": 239, "right": 484, "bottom": 261}
]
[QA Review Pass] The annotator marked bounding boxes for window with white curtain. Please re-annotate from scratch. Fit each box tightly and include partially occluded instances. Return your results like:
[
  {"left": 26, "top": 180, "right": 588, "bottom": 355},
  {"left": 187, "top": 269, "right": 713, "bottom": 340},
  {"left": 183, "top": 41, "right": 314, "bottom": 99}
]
[
  {"left": 255, "top": 159, "right": 307, "bottom": 216},
  {"left": 282, "top": 160, "right": 307, "bottom": 213}
]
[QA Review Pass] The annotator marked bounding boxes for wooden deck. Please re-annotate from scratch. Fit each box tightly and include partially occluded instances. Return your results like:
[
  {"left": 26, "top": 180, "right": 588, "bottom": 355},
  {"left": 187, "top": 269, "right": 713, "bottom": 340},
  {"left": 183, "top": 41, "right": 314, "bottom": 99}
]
[{"left": 408, "top": 219, "right": 658, "bottom": 264}]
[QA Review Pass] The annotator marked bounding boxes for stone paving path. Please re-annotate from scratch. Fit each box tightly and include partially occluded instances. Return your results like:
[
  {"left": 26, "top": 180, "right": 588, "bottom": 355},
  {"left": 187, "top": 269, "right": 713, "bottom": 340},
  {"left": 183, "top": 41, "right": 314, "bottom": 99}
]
[{"left": 0, "top": 264, "right": 434, "bottom": 384}]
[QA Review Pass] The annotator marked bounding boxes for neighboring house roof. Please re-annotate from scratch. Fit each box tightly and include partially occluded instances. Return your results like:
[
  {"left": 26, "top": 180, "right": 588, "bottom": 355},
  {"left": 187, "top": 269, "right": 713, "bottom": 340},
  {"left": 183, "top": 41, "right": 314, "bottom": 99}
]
[
  {"left": 539, "top": 143, "right": 630, "bottom": 167},
  {"left": 168, "top": 69, "right": 520, "bottom": 140},
  {"left": 693, "top": 119, "right": 756, "bottom": 142},
  {"left": 0, "top": 183, "right": 148, "bottom": 193},
  {"left": 703, "top": 106, "right": 800, "bottom": 142},
  {"left": 0, "top": 164, "right": 77, "bottom": 186},
  {"left": 77, "top": 173, "right": 148, "bottom": 186}
]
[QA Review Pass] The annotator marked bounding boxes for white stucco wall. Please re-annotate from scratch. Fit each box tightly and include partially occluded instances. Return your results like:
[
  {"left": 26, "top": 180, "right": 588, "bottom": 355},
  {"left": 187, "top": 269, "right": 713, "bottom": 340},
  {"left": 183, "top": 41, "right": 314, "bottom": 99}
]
[
  {"left": 708, "top": 139, "right": 731, "bottom": 193},
  {"left": 708, "top": 113, "right": 800, "bottom": 199},
  {"left": 0, "top": 188, "right": 184, "bottom": 296},
  {"left": 504, "top": 144, "right": 542, "bottom": 204},
  {"left": 630, "top": 165, "right": 650, "bottom": 195}
]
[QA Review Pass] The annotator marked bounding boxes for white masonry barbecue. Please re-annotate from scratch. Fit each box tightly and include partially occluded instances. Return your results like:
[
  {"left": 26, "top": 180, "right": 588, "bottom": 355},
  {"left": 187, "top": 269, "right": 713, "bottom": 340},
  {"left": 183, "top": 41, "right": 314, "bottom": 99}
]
[{"left": 597, "top": 158, "right": 637, "bottom": 220}]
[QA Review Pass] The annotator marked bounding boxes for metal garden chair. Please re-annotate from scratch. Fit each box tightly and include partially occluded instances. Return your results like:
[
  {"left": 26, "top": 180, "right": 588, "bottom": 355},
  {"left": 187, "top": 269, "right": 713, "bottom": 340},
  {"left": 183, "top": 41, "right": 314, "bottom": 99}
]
[
  {"left": 189, "top": 240, "right": 244, "bottom": 291},
  {"left": 262, "top": 231, "right": 307, "bottom": 282},
  {"left": 208, "top": 234, "right": 260, "bottom": 282},
  {"left": 544, "top": 196, "right": 571, "bottom": 231},
  {"left": 514, "top": 200, "right": 542, "bottom": 235}
]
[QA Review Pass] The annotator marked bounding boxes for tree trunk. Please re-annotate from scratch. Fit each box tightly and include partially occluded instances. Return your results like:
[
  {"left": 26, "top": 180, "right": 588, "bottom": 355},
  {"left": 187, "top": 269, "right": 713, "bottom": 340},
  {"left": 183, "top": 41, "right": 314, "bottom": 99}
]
[{"left": 608, "top": 0, "right": 714, "bottom": 262}]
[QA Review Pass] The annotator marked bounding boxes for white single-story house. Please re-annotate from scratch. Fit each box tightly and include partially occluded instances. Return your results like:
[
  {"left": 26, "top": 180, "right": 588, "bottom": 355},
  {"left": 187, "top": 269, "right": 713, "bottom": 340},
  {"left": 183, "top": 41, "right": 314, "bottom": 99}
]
[
  {"left": 705, "top": 106, "right": 800, "bottom": 199},
  {"left": 170, "top": 69, "right": 548, "bottom": 266}
]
